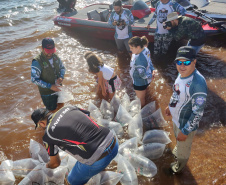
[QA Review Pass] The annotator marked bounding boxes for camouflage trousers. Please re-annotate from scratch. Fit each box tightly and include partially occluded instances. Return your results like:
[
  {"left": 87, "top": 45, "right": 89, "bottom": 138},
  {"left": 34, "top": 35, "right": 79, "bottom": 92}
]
[{"left": 154, "top": 33, "right": 173, "bottom": 55}]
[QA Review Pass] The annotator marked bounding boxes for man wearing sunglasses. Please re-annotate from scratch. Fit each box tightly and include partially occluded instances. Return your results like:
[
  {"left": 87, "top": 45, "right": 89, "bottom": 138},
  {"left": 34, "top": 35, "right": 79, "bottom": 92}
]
[{"left": 165, "top": 46, "right": 207, "bottom": 174}]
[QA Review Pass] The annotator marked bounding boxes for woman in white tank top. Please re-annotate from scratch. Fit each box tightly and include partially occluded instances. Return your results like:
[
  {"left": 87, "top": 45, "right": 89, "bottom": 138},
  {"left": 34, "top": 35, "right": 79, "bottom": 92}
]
[{"left": 84, "top": 52, "right": 121, "bottom": 100}]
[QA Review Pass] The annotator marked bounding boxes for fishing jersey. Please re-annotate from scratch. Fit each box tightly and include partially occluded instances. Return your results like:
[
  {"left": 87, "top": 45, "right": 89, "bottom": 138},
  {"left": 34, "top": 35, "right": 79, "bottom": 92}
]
[
  {"left": 169, "top": 16, "right": 206, "bottom": 46},
  {"left": 148, "top": 0, "right": 186, "bottom": 34},
  {"left": 108, "top": 8, "right": 134, "bottom": 39},
  {"left": 31, "top": 53, "right": 65, "bottom": 91},
  {"left": 130, "top": 48, "right": 154, "bottom": 86},
  {"left": 43, "top": 106, "right": 113, "bottom": 165},
  {"left": 169, "top": 69, "right": 207, "bottom": 135}
]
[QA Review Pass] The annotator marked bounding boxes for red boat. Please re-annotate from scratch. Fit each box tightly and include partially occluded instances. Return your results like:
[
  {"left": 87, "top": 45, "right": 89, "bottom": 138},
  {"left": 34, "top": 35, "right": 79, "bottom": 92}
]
[{"left": 53, "top": 0, "right": 226, "bottom": 42}]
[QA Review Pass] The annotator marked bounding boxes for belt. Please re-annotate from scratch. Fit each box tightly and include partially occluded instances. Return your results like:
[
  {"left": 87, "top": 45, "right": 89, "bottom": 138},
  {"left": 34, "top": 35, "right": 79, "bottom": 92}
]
[{"left": 98, "top": 137, "right": 116, "bottom": 161}]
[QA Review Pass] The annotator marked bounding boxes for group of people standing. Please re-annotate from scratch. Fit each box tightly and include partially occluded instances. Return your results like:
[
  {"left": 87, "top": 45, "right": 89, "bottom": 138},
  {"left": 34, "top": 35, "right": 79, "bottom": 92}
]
[{"left": 29, "top": 0, "right": 208, "bottom": 184}]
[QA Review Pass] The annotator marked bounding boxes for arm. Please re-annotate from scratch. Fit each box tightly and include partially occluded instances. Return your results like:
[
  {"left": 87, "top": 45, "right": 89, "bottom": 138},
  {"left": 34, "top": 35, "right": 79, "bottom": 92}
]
[
  {"left": 165, "top": 106, "right": 171, "bottom": 116},
  {"left": 125, "top": 10, "right": 134, "bottom": 26},
  {"left": 172, "top": 2, "right": 186, "bottom": 16},
  {"left": 56, "top": 58, "right": 66, "bottom": 85},
  {"left": 108, "top": 12, "right": 117, "bottom": 27},
  {"left": 46, "top": 153, "right": 61, "bottom": 169},
  {"left": 170, "top": 22, "right": 185, "bottom": 41},
  {"left": 147, "top": 1, "right": 159, "bottom": 27},
  {"left": 31, "top": 60, "right": 52, "bottom": 89},
  {"left": 97, "top": 71, "right": 107, "bottom": 97},
  {"left": 181, "top": 93, "right": 207, "bottom": 136}
]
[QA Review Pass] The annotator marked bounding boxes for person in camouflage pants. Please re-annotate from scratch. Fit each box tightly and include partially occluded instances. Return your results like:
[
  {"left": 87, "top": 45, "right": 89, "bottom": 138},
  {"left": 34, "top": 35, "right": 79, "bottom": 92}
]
[{"left": 165, "top": 12, "right": 206, "bottom": 54}]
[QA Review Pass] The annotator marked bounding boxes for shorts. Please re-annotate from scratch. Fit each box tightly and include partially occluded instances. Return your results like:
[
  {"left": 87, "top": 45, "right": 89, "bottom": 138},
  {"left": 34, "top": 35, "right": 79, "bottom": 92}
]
[
  {"left": 41, "top": 94, "right": 58, "bottom": 111},
  {"left": 133, "top": 83, "right": 150, "bottom": 91},
  {"left": 115, "top": 38, "right": 131, "bottom": 52},
  {"left": 105, "top": 75, "right": 121, "bottom": 93},
  {"left": 67, "top": 138, "right": 119, "bottom": 185}
]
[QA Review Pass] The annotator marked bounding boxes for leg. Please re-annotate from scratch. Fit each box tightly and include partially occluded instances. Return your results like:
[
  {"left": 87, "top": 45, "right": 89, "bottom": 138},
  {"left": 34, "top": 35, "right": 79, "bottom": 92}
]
[
  {"left": 134, "top": 89, "right": 147, "bottom": 108},
  {"left": 171, "top": 123, "right": 197, "bottom": 173},
  {"left": 162, "top": 33, "right": 173, "bottom": 55},
  {"left": 115, "top": 38, "right": 125, "bottom": 53},
  {"left": 153, "top": 33, "right": 161, "bottom": 55},
  {"left": 187, "top": 40, "right": 204, "bottom": 54},
  {"left": 41, "top": 94, "right": 58, "bottom": 111},
  {"left": 124, "top": 38, "right": 132, "bottom": 55}
]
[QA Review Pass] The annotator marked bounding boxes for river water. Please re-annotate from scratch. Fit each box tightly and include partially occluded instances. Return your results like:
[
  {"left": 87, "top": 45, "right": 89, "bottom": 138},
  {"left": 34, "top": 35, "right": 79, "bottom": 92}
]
[{"left": 0, "top": 0, "right": 225, "bottom": 184}]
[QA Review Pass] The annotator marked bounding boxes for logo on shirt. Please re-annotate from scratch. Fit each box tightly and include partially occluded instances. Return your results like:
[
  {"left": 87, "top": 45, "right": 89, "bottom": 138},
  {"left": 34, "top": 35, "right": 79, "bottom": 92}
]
[
  {"left": 186, "top": 81, "right": 192, "bottom": 87},
  {"left": 158, "top": 8, "right": 168, "bottom": 23},
  {"left": 195, "top": 96, "right": 206, "bottom": 105}
]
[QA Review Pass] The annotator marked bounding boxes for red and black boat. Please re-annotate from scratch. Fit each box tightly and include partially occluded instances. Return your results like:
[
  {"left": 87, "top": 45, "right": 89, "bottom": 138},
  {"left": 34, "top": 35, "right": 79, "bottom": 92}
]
[{"left": 53, "top": 0, "right": 226, "bottom": 42}]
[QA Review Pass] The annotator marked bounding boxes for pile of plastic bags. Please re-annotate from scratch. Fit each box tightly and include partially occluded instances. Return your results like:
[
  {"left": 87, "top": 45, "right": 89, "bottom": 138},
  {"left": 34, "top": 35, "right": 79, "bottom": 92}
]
[{"left": 0, "top": 93, "right": 171, "bottom": 185}]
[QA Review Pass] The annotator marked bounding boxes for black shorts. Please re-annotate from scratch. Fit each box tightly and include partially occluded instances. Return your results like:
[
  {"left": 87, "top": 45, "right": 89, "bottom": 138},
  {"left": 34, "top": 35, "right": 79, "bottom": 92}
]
[{"left": 133, "top": 84, "right": 149, "bottom": 91}]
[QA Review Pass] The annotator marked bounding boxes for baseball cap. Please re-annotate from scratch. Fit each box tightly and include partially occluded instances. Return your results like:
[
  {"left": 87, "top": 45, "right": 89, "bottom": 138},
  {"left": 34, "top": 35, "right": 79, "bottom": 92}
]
[
  {"left": 175, "top": 46, "right": 196, "bottom": 61},
  {"left": 31, "top": 108, "right": 49, "bottom": 129},
  {"left": 166, "top": 12, "right": 182, "bottom": 22},
  {"left": 42, "top": 38, "right": 56, "bottom": 54}
]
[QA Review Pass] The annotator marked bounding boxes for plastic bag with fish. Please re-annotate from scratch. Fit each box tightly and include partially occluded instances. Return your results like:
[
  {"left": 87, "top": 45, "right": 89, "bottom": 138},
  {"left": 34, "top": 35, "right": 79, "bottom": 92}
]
[
  {"left": 0, "top": 160, "right": 15, "bottom": 185},
  {"left": 128, "top": 98, "right": 141, "bottom": 117},
  {"left": 124, "top": 153, "right": 157, "bottom": 178},
  {"left": 117, "top": 154, "right": 138, "bottom": 185},
  {"left": 100, "top": 99, "right": 114, "bottom": 120},
  {"left": 142, "top": 108, "right": 168, "bottom": 130},
  {"left": 97, "top": 119, "right": 124, "bottom": 138},
  {"left": 115, "top": 105, "right": 133, "bottom": 127},
  {"left": 128, "top": 114, "right": 143, "bottom": 142},
  {"left": 121, "top": 93, "right": 130, "bottom": 111},
  {"left": 142, "top": 130, "right": 171, "bottom": 144},
  {"left": 136, "top": 143, "right": 166, "bottom": 159},
  {"left": 118, "top": 137, "right": 138, "bottom": 156}
]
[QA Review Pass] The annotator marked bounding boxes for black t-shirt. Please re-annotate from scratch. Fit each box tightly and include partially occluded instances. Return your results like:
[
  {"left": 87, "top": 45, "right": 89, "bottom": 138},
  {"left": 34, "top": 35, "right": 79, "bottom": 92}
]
[{"left": 43, "top": 106, "right": 110, "bottom": 161}]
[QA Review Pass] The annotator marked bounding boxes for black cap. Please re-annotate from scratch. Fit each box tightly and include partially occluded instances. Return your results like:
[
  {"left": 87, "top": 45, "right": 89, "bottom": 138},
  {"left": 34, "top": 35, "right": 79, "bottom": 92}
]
[
  {"left": 31, "top": 108, "right": 49, "bottom": 129},
  {"left": 175, "top": 46, "right": 196, "bottom": 61},
  {"left": 42, "top": 38, "right": 56, "bottom": 54},
  {"left": 113, "top": 0, "right": 122, "bottom": 6}
]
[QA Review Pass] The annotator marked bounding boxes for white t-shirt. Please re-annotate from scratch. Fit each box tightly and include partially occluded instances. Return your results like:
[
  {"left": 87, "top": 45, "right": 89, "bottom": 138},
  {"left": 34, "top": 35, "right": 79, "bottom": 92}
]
[
  {"left": 113, "top": 10, "right": 130, "bottom": 39},
  {"left": 156, "top": 1, "right": 173, "bottom": 34},
  {"left": 99, "top": 64, "right": 114, "bottom": 80}
]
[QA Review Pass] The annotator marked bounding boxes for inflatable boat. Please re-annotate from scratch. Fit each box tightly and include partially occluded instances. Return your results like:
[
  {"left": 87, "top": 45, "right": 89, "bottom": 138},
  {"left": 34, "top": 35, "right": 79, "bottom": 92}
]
[{"left": 53, "top": 0, "right": 226, "bottom": 42}]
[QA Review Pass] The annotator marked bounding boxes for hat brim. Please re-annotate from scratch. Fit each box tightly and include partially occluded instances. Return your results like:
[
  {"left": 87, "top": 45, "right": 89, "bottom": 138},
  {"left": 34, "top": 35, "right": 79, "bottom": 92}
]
[
  {"left": 175, "top": 57, "right": 193, "bottom": 61},
  {"left": 166, "top": 15, "right": 182, "bottom": 22},
  {"left": 44, "top": 48, "right": 56, "bottom": 54}
]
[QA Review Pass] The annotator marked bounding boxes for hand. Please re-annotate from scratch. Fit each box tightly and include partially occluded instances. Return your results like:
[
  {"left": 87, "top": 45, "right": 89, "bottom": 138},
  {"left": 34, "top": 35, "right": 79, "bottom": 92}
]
[
  {"left": 147, "top": 25, "right": 150, "bottom": 30},
  {"left": 177, "top": 131, "right": 188, "bottom": 141},
  {"left": 56, "top": 77, "right": 63, "bottom": 85},
  {"left": 165, "top": 106, "right": 171, "bottom": 116},
  {"left": 152, "top": 70, "right": 158, "bottom": 80},
  {"left": 113, "top": 20, "right": 117, "bottom": 26},
  {"left": 50, "top": 84, "right": 61, "bottom": 92},
  {"left": 102, "top": 90, "right": 107, "bottom": 98}
]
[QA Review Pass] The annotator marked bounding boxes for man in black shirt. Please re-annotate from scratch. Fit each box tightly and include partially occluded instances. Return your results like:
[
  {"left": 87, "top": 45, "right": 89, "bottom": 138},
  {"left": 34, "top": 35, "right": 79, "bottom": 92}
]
[{"left": 31, "top": 106, "right": 118, "bottom": 185}]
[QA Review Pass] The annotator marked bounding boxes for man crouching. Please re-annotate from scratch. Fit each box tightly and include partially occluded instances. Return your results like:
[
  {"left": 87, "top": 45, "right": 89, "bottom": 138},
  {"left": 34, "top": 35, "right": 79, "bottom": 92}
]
[{"left": 31, "top": 106, "right": 118, "bottom": 185}]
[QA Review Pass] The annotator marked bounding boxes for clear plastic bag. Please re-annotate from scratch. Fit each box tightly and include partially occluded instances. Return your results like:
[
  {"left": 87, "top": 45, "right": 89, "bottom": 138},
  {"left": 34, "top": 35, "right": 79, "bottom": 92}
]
[
  {"left": 142, "top": 108, "right": 168, "bottom": 130},
  {"left": 129, "top": 98, "right": 141, "bottom": 117},
  {"left": 121, "top": 93, "right": 130, "bottom": 112},
  {"left": 140, "top": 101, "right": 156, "bottom": 118},
  {"left": 97, "top": 119, "right": 124, "bottom": 138},
  {"left": 117, "top": 154, "right": 138, "bottom": 185},
  {"left": 29, "top": 139, "right": 49, "bottom": 163},
  {"left": 0, "top": 160, "right": 15, "bottom": 185},
  {"left": 13, "top": 158, "right": 40, "bottom": 177},
  {"left": 87, "top": 173, "right": 101, "bottom": 185},
  {"left": 124, "top": 153, "right": 157, "bottom": 178},
  {"left": 115, "top": 105, "right": 133, "bottom": 127},
  {"left": 142, "top": 130, "right": 171, "bottom": 144},
  {"left": 88, "top": 101, "right": 103, "bottom": 120},
  {"left": 136, "top": 143, "right": 166, "bottom": 160},
  {"left": 57, "top": 87, "right": 74, "bottom": 103},
  {"left": 100, "top": 171, "right": 123, "bottom": 185},
  {"left": 118, "top": 137, "right": 138, "bottom": 156},
  {"left": 110, "top": 94, "right": 121, "bottom": 114},
  {"left": 128, "top": 114, "right": 143, "bottom": 142},
  {"left": 100, "top": 99, "right": 114, "bottom": 120}
]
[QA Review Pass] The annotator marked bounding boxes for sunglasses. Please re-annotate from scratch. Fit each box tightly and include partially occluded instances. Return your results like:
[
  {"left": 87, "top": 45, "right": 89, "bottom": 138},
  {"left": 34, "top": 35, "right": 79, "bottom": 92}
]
[{"left": 176, "top": 60, "right": 193, "bottom": 66}]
